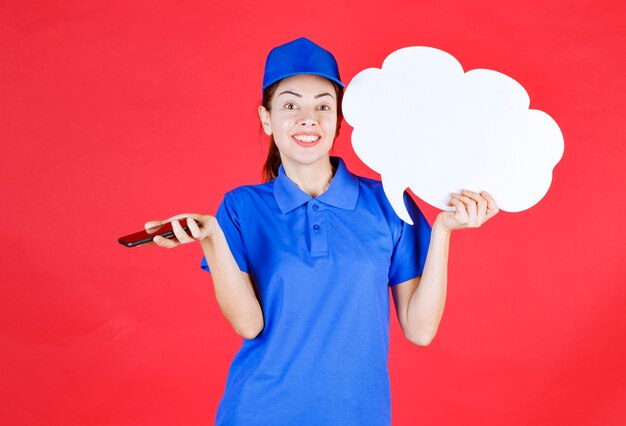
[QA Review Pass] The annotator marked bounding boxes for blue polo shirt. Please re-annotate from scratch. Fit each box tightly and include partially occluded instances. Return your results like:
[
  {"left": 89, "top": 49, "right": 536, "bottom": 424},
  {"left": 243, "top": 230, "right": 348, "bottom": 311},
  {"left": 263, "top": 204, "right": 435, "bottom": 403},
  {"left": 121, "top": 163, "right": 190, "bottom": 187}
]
[{"left": 200, "top": 156, "right": 431, "bottom": 425}]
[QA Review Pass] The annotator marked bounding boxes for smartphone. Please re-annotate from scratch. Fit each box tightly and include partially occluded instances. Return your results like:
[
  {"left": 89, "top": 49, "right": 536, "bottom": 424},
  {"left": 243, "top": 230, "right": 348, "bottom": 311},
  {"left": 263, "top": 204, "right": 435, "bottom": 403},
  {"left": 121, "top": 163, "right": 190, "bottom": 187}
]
[{"left": 118, "top": 218, "right": 200, "bottom": 248}]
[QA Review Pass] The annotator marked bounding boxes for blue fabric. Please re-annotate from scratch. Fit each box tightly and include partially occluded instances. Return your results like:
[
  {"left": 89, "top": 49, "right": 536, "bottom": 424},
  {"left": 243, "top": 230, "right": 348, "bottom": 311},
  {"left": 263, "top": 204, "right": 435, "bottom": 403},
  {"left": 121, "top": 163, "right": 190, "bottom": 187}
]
[
  {"left": 262, "top": 37, "right": 344, "bottom": 95},
  {"left": 200, "top": 156, "right": 431, "bottom": 425}
]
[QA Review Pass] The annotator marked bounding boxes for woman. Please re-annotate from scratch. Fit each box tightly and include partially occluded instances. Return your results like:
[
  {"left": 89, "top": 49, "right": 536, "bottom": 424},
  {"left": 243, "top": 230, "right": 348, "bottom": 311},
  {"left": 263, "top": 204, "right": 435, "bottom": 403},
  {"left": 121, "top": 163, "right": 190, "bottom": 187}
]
[{"left": 146, "top": 37, "right": 499, "bottom": 425}]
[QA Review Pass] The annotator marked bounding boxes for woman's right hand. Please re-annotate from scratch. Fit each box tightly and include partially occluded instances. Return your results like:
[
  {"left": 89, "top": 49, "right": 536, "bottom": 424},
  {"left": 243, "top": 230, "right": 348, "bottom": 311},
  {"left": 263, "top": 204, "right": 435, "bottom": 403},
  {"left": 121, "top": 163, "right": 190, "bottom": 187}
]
[{"left": 144, "top": 213, "right": 219, "bottom": 248}]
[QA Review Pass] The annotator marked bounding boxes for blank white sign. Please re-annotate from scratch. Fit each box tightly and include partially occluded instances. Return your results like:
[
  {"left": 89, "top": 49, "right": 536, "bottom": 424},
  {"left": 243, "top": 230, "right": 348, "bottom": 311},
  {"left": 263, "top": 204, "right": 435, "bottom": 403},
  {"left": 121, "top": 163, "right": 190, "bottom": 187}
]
[{"left": 342, "top": 46, "right": 564, "bottom": 224}]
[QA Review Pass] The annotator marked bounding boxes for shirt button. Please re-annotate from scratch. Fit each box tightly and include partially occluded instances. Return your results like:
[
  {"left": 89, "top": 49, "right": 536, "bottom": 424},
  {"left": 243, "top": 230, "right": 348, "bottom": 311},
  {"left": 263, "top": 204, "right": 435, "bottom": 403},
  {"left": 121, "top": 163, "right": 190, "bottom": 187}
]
[
  {"left": 312, "top": 204, "right": 319, "bottom": 210},
  {"left": 313, "top": 224, "right": 320, "bottom": 231}
]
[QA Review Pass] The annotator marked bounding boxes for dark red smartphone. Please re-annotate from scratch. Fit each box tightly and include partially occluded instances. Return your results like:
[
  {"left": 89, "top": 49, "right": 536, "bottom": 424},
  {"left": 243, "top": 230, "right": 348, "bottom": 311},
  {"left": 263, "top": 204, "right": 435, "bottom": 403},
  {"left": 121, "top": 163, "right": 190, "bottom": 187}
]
[{"left": 118, "top": 218, "right": 200, "bottom": 247}]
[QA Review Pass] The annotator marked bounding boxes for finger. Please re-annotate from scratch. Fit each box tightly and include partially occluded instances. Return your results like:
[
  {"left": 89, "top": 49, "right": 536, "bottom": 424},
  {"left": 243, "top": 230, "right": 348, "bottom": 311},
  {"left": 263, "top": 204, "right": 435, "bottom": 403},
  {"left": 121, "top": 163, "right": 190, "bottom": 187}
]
[
  {"left": 449, "top": 194, "right": 465, "bottom": 206},
  {"left": 451, "top": 192, "right": 470, "bottom": 201},
  {"left": 171, "top": 219, "right": 196, "bottom": 244},
  {"left": 153, "top": 235, "right": 179, "bottom": 248},
  {"left": 480, "top": 191, "right": 500, "bottom": 219},
  {"left": 145, "top": 220, "right": 161, "bottom": 230},
  {"left": 466, "top": 198, "right": 477, "bottom": 226},
  {"left": 462, "top": 189, "right": 487, "bottom": 223},
  {"left": 187, "top": 217, "right": 201, "bottom": 239},
  {"left": 163, "top": 213, "right": 201, "bottom": 223},
  {"left": 145, "top": 220, "right": 164, "bottom": 235},
  {"left": 448, "top": 197, "right": 469, "bottom": 224},
  {"left": 455, "top": 192, "right": 477, "bottom": 225},
  {"left": 147, "top": 213, "right": 200, "bottom": 235},
  {"left": 451, "top": 193, "right": 475, "bottom": 209}
]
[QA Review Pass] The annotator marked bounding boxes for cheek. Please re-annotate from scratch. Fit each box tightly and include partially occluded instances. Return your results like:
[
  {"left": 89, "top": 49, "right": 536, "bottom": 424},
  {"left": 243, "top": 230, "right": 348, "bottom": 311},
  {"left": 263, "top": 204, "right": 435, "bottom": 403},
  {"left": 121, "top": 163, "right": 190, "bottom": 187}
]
[
  {"left": 324, "top": 118, "right": 338, "bottom": 135},
  {"left": 270, "top": 118, "right": 292, "bottom": 145},
  {"left": 270, "top": 115, "right": 291, "bottom": 132}
]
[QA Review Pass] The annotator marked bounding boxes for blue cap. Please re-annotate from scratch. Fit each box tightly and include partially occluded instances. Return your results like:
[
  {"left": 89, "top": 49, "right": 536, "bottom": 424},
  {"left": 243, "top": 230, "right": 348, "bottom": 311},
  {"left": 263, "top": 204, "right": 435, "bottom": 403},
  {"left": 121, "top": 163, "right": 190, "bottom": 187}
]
[{"left": 262, "top": 37, "right": 344, "bottom": 98}]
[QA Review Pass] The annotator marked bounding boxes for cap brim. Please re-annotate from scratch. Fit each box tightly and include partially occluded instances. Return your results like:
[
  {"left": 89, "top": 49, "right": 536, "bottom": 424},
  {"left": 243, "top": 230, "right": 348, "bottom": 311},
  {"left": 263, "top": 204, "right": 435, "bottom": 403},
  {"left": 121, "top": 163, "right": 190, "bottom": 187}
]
[{"left": 263, "top": 71, "right": 345, "bottom": 92}]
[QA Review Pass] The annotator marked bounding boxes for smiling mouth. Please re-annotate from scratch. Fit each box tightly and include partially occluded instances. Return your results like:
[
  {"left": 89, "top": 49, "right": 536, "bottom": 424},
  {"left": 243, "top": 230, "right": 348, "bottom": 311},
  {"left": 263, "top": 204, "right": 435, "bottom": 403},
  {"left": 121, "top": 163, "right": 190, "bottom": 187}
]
[
  {"left": 292, "top": 135, "right": 321, "bottom": 143},
  {"left": 291, "top": 134, "right": 322, "bottom": 147}
]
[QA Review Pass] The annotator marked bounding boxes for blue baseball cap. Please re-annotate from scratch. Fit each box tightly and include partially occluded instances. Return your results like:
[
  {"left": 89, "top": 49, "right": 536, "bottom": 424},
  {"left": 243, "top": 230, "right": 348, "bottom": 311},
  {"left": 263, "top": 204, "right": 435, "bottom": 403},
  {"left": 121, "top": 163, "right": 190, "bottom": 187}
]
[{"left": 262, "top": 37, "right": 344, "bottom": 99}]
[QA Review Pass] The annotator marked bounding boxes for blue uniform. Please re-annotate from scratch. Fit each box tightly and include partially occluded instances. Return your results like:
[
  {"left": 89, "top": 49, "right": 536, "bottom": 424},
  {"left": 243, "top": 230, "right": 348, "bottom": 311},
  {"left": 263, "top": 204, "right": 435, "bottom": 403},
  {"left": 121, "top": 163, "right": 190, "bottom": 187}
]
[{"left": 201, "top": 156, "right": 431, "bottom": 425}]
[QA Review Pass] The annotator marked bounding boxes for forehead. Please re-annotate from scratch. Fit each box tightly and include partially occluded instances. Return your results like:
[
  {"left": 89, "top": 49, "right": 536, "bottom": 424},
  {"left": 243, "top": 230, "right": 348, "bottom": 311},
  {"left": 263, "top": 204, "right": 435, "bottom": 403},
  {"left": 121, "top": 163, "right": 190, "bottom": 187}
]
[{"left": 275, "top": 74, "right": 335, "bottom": 94}]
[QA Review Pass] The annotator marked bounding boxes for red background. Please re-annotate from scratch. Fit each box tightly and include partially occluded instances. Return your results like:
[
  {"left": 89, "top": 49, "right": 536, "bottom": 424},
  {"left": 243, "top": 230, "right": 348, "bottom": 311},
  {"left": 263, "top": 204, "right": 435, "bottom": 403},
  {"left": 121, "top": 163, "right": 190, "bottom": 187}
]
[{"left": 1, "top": 1, "right": 625, "bottom": 425}]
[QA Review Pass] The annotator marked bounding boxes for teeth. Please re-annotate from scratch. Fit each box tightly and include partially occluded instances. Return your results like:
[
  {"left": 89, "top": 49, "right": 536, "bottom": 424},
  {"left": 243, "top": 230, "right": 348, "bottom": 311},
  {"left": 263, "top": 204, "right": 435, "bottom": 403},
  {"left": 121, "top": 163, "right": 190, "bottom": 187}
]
[{"left": 294, "top": 135, "right": 320, "bottom": 143}]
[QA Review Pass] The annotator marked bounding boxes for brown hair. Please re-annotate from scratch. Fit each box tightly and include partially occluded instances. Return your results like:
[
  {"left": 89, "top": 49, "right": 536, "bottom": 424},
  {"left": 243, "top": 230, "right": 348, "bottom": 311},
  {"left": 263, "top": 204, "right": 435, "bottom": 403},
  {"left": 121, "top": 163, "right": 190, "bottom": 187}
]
[{"left": 259, "top": 79, "right": 344, "bottom": 182}]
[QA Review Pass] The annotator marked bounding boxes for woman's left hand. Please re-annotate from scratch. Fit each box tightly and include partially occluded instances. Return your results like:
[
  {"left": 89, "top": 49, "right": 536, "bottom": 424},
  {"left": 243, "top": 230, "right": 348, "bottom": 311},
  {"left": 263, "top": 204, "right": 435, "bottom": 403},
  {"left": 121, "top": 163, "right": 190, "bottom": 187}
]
[{"left": 436, "top": 189, "right": 499, "bottom": 233}]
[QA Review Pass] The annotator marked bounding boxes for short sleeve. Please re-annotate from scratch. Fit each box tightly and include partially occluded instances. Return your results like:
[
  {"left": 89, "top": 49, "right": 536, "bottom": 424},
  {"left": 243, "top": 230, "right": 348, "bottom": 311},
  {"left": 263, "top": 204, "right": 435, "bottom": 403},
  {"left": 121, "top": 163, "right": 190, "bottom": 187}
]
[
  {"left": 388, "top": 191, "right": 432, "bottom": 286},
  {"left": 200, "top": 191, "right": 250, "bottom": 274}
]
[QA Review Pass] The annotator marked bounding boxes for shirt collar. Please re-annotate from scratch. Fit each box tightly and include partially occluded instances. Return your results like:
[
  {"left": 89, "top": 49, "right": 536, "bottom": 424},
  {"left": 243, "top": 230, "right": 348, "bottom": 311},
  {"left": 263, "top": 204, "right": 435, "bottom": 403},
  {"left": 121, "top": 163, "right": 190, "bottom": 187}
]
[{"left": 274, "top": 156, "right": 360, "bottom": 214}]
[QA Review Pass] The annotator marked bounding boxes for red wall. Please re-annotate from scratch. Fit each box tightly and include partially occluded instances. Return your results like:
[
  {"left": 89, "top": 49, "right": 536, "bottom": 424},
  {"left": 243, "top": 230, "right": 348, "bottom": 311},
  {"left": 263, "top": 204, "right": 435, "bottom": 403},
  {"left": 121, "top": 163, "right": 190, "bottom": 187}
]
[{"left": 1, "top": 1, "right": 625, "bottom": 424}]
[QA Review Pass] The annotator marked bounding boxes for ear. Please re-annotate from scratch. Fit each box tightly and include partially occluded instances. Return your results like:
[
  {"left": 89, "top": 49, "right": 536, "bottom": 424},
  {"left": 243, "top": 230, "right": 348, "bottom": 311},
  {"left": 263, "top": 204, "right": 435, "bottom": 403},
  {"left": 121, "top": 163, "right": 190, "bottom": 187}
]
[{"left": 258, "top": 106, "right": 272, "bottom": 136}]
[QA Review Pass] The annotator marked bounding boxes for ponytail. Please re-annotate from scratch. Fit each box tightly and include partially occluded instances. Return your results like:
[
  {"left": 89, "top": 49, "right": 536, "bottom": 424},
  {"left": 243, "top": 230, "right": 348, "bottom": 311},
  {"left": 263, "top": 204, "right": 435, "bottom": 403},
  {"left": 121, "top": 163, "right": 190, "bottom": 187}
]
[{"left": 262, "top": 135, "right": 283, "bottom": 183}]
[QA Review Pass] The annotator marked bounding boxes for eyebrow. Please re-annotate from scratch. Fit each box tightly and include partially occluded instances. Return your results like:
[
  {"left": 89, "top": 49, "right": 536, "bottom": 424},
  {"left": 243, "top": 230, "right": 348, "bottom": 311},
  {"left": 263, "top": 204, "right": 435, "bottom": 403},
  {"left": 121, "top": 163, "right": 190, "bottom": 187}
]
[{"left": 278, "top": 90, "right": 334, "bottom": 100}]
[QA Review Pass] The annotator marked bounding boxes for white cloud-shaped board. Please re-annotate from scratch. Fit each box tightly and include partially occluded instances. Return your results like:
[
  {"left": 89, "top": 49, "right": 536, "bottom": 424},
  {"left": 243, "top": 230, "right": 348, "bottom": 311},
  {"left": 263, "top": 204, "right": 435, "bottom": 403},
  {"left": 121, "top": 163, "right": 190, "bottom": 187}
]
[{"left": 342, "top": 46, "right": 564, "bottom": 224}]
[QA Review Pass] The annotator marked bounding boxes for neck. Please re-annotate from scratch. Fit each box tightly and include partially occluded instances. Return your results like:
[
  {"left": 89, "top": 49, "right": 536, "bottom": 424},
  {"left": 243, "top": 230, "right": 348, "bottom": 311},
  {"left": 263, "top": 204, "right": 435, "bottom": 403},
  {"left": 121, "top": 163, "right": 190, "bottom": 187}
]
[{"left": 282, "top": 156, "right": 337, "bottom": 198}]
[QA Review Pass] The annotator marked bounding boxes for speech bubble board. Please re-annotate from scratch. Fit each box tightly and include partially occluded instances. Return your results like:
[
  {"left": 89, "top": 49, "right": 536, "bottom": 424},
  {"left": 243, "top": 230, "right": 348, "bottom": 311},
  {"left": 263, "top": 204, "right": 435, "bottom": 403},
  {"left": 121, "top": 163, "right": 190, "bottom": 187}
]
[{"left": 342, "top": 46, "right": 564, "bottom": 224}]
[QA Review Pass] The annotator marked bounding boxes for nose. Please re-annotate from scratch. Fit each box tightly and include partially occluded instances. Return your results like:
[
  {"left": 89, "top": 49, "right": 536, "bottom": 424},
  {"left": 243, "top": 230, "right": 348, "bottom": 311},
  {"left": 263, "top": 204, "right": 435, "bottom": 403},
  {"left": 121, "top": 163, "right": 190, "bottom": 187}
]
[
  {"left": 299, "top": 117, "right": 317, "bottom": 126},
  {"left": 297, "top": 108, "right": 319, "bottom": 127}
]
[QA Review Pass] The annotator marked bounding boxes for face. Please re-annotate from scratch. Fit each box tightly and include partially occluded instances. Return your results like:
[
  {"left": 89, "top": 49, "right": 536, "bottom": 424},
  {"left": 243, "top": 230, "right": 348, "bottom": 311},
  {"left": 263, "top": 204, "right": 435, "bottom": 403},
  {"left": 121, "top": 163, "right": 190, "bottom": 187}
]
[{"left": 258, "top": 74, "right": 338, "bottom": 170}]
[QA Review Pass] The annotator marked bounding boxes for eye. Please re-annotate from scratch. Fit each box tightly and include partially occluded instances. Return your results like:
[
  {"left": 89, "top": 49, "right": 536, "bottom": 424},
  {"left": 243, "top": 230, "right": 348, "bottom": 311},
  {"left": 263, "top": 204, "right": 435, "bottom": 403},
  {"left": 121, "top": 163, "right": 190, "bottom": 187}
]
[
  {"left": 284, "top": 103, "right": 297, "bottom": 110},
  {"left": 320, "top": 105, "right": 331, "bottom": 111}
]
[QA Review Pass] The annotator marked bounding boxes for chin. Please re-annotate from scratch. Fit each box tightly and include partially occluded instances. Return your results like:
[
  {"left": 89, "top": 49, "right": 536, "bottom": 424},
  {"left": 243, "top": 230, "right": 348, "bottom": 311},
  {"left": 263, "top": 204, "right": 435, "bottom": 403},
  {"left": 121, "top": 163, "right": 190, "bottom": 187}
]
[{"left": 284, "top": 151, "right": 331, "bottom": 166}]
